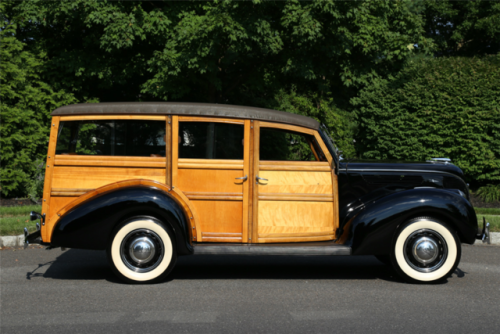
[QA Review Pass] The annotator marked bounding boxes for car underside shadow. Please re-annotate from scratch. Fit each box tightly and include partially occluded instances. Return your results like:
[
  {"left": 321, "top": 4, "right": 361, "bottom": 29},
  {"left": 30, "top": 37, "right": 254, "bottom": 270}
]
[
  {"left": 29, "top": 249, "right": 120, "bottom": 283},
  {"left": 35, "top": 248, "right": 405, "bottom": 283}
]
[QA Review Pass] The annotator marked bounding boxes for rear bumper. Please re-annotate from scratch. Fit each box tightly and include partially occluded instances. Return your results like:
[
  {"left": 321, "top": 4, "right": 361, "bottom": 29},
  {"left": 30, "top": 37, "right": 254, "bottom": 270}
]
[{"left": 476, "top": 217, "right": 491, "bottom": 245}]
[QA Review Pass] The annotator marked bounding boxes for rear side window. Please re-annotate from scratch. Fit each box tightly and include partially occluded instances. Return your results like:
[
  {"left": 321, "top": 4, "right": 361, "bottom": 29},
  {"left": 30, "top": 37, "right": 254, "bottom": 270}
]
[
  {"left": 56, "top": 120, "right": 166, "bottom": 157},
  {"left": 260, "top": 128, "right": 326, "bottom": 161},
  {"left": 179, "top": 122, "right": 244, "bottom": 159}
]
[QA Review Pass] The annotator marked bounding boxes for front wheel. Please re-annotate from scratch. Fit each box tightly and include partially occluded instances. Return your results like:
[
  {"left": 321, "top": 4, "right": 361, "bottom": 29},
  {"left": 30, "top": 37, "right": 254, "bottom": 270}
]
[
  {"left": 107, "top": 217, "right": 176, "bottom": 284},
  {"left": 391, "top": 218, "right": 461, "bottom": 284}
]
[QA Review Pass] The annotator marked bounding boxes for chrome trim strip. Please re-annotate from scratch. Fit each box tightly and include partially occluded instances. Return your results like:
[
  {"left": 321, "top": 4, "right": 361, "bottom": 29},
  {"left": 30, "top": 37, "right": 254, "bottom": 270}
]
[{"left": 340, "top": 169, "right": 461, "bottom": 178}]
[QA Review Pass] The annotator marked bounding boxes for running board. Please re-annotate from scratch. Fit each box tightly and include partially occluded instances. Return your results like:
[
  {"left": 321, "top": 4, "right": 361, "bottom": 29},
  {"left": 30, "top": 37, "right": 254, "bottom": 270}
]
[{"left": 192, "top": 242, "right": 351, "bottom": 256}]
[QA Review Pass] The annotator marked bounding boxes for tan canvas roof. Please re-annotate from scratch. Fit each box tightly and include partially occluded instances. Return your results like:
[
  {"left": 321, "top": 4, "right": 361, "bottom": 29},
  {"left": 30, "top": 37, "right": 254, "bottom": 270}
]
[{"left": 51, "top": 102, "right": 320, "bottom": 130}]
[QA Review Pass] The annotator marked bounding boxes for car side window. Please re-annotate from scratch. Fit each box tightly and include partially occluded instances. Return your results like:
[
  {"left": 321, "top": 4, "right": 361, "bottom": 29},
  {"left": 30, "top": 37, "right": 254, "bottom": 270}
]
[
  {"left": 56, "top": 120, "right": 166, "bottom": 156},
  {"left": 260, "top": 128, "right": 326, "bottom": 161},
  {"left": 178, "top": 122, "right": 244, "bottom": 160}
]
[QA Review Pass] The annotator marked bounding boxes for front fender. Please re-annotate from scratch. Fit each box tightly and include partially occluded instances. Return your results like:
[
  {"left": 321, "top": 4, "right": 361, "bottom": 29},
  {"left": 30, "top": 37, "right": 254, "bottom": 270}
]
[
  {"left": 342, "top": 188, "right": 477, "bottom": 255},
  {"left": 51, "top": 186, "right": 193, "bottom": 255}
]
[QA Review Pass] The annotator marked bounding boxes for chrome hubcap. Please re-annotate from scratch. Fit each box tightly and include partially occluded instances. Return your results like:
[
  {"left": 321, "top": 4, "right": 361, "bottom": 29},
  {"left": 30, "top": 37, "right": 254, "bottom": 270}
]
[
  {"left": 129, "top": 237, "right": 156, "bottom": 264},
  {"left": 412, "top": 237, "right": 439, "bottom": 264},
  {"left": 120, "top": 228, "right": 164, "bottom": 273},
  {"left": 404, "top": 228, "right": 448, "bottom": 273}
]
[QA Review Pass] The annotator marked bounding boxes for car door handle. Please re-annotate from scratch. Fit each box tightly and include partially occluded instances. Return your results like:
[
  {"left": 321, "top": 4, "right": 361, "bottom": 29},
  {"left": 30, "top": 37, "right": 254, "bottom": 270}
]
[
  {"left": 256, "top": 176, "right": 268, "bottom": 184},
  {"left": 235, "top": 175, "right": 248, "bottom": 182}
]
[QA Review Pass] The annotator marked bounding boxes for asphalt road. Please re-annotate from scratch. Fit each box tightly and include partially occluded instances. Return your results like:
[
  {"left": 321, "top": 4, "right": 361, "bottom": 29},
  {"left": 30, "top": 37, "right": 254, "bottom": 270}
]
[{"left": 1, "top": 244, "right": 499, "bottom": 333}]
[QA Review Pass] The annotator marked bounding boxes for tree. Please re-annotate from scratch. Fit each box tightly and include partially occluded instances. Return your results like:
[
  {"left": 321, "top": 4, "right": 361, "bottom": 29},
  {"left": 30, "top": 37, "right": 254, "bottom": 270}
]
[
  {"left": 0, "top": 3, "right": 77, "bottom": 197},
  {"left": 424, "top": 0, "right": 500, "bottom": 56},
  {"left": 12, "top": 0, "right": 431, "bottom": 105},
  {"left": 353, "top": 55, "right": 500, "bottom": 183}
]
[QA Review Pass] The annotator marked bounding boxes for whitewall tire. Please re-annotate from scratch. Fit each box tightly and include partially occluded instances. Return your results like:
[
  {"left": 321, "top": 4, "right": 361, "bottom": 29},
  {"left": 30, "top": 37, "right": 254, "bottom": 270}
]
[
  {"left": 107, "top": 217, "right": 176, "bottom": 283},
  {"left": 391, "top": 218, "right": 461, "bottom": 283}
]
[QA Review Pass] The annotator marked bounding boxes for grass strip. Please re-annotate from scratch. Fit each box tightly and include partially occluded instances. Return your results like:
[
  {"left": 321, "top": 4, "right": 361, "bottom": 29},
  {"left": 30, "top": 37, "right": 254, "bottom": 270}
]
[
  {"left": 0, "top": 205, "right": 42, "bottom": 217},
  {"left": 0, "top": 216, "right": 39, "bottom": 236},
  {"left": 475, "top": 207, "right": 500, "bottom": 216},
  {"left": 477, "top": 215, "right": 500, "bottom": 232}
]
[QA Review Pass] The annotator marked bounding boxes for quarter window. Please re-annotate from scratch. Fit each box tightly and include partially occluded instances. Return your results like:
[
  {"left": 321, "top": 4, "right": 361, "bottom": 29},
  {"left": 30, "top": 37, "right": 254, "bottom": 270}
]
[
  {"left": 56, "top": 120, "right": 166, "bottom": 157},
  {"left": 260, "top": 128, "right": 326, "bottom": 161},
  {"left": 179, "top": 122, "right": 244, "bottom": 159}
]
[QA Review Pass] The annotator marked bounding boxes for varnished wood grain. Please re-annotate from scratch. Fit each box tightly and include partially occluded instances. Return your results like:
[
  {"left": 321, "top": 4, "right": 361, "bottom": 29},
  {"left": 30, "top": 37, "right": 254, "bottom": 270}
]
[
  {"left": 166, "top": 116, "right": 172, "bottom": 186},
  {"left": 258, "top": 231, "right": 333, "bottom": 238},
  {"left": 51, "top": 188, "right": 93, "bottom": 196},
  {"left": 45, "top": 179, "right": 198, "bottom": 243},
  {"left": 178, "top": 159, "right": 243, "bottom": 170},
  {"left": 48, "top": 196, "right": 75, "bottom": 227},
  {"left": 184, "top": 192, "right": 243, "bottom": 201},
  {"left": 41, "top": 117, "right": 60, "bottom": 241},
  {"left": 331, "top": 170, "right": 339, "bottom": 238},
  {"left": 259, "top": 121, "right": 315, "bottom": 135},
  {"left": 313, "top": 131, "right": 334, "bottom": 164},
  {"left": 177, "top": 169, "right": 243, "bottom": 193},
  {"left": 251, "top": 120, "right": 260, "bottom": 243},
  {"left": 55, "top": 155, "right": 166, "bottom": 168},
  {"left": 172, "top": 115, "right": 179, "bottom": 187},
  {"left": 259, "top": 162, "right": 331, "bottom": 172},
  {"left": 257, "top": 235, "right": 335, "bottom": 243},
  {"left": 252, "top": 122, "right": 337, "bottom": 243},
  {"left": 258, "top": 193, "right": 333, "bottom": 202},
  {"left": 201, "top": 232, "right": 243, "bottom": 242},
  {"left": 242, "top": 120, "right": 251, "bottom": 243},
  {"left": 257, "top": 171, "right": 333, "bottom": 194},
  {"left": 257, "top": 201, "right": 334, "bottom": 239},
  {"left": 190, "top": 200, "right": 243, "bottom": 242},
  {"left": 51, "top": 167, "right": 165, "bottom": 190}
]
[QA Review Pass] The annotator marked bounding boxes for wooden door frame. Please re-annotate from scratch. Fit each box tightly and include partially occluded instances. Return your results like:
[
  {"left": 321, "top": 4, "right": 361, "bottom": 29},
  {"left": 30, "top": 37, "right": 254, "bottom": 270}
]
[
  {"left": 251, "top": 121, "right": 339, "bottom": 243},
  {"left": 172, "top": 116, "right": 251, "bottom": 243}
]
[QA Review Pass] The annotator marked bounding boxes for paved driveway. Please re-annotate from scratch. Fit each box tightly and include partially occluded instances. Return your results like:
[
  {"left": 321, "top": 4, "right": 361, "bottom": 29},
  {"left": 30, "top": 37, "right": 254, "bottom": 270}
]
[{"left": 1, "top": 244, "right": 499, "bottom": 333}]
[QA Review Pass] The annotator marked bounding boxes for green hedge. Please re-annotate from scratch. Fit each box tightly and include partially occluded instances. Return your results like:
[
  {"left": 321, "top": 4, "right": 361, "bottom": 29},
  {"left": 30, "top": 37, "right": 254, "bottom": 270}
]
[{"left": 353, "top": 55, "right": 500, "bottom": 183}]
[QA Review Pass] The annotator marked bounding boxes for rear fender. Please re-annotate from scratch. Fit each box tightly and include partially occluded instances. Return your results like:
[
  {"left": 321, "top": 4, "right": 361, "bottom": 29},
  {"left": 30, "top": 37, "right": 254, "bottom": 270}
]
[
  {"left": 50, "top": 185, "right": 194, "bottom": 255},
  {"left": 341, "top": 188, "right": 477, "bottom": 255}
]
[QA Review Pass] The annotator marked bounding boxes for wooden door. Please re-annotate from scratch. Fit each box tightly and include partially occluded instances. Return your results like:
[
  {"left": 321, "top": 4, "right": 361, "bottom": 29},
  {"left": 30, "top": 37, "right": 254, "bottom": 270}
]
[
  {"left": 251, "top": 121, "right": 338, "bottom": 243},
  {"left": 173, "top": 116, "right": 251, "bottom": 243}
]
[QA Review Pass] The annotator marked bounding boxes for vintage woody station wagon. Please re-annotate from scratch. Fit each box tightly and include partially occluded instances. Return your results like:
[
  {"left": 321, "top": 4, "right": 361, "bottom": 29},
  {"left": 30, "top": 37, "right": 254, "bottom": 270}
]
[{"left": 25, "top": 102, "right": 490, "bottom": 284}]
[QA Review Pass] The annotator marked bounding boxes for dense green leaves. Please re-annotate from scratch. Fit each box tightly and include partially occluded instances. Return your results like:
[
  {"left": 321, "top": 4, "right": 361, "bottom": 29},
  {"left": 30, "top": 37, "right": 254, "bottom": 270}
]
[
  {"left": 12, "top": 0, "right": 430, "bottom": 104},
  {"left": 424, "top": 0, "right": 500, "bottom": 56},
  {"left": 0, "top": 4, "right": 77, "bottom": 197},
  {"left": 1, "top": 0, "right": 499, "bottom": 197},
  {"left": 354, "top": 55, "right": 500, "bottom": 183}
]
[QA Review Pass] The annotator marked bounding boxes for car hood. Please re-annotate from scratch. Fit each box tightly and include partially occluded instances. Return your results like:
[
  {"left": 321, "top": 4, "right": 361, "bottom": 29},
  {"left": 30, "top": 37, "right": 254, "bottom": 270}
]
[{"left": 339, "top": 159, "right": 465, "bottom": 178}]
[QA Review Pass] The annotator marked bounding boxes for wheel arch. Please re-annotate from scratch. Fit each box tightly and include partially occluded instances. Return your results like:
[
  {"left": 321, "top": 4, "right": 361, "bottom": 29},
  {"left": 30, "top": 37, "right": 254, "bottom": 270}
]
[
  {"left": 343, "top": 188, "right": 477, "bottom": 256},
  {"left": 49, "top": 180, "right": 197, "bottom": 255}
]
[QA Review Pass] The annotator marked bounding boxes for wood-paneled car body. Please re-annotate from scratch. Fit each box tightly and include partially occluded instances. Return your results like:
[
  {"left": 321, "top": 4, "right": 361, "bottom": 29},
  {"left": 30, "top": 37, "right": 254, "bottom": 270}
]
[{"left": 25, "top": 103, "right": 490, "bottom": 283}]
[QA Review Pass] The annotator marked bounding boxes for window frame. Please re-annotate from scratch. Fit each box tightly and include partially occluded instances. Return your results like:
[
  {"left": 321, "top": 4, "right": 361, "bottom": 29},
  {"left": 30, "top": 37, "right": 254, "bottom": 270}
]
[
  {"left": 176, "top": 116, "right": 246, "bottom": 161},
  {"left": 258, "top": 121, "right": 330, "bottom": 163}
]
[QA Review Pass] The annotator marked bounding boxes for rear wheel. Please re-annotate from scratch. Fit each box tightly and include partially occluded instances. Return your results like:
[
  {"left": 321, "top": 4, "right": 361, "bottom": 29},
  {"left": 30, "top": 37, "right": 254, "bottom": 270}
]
[
  {"left": 391, "top": 217, "right": 461, "bottom": 283},
  {"left": 107, "top": 217, "right": 176, "bottom": 283}
]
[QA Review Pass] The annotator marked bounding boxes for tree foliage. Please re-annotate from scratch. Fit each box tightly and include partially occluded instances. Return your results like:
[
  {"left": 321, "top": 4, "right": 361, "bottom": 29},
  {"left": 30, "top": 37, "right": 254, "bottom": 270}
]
[
  {"left": 12, "top": 0, "right": 430, "bottom": 104},
  {"left": 354, "top": 55, "right": 500, "bottom": 183},
  {"left": 424, "top": 0, "right": 500, "bottom": 57},
  {"left": 2, "top": 0, "right": 499, "bottom": 196},
  {"left": 0, "top": 4, "right": 77, "bottom": 197}
]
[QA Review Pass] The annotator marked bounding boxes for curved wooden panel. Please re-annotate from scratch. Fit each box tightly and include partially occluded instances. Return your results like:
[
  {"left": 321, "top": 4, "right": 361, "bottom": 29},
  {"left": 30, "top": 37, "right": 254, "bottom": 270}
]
[{"left": 46, "top": 179, "right": 199, "bottom": 243}]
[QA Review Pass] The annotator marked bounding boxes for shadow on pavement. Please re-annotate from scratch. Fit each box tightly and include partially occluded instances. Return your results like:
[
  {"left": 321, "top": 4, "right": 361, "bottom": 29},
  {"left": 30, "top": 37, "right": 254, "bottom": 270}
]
[
  {"left": 33, "top": 248, "right": 406, "bottom": 283},
  {"left": 31, "top": 248, "right": 467, "bottom": 284}
]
